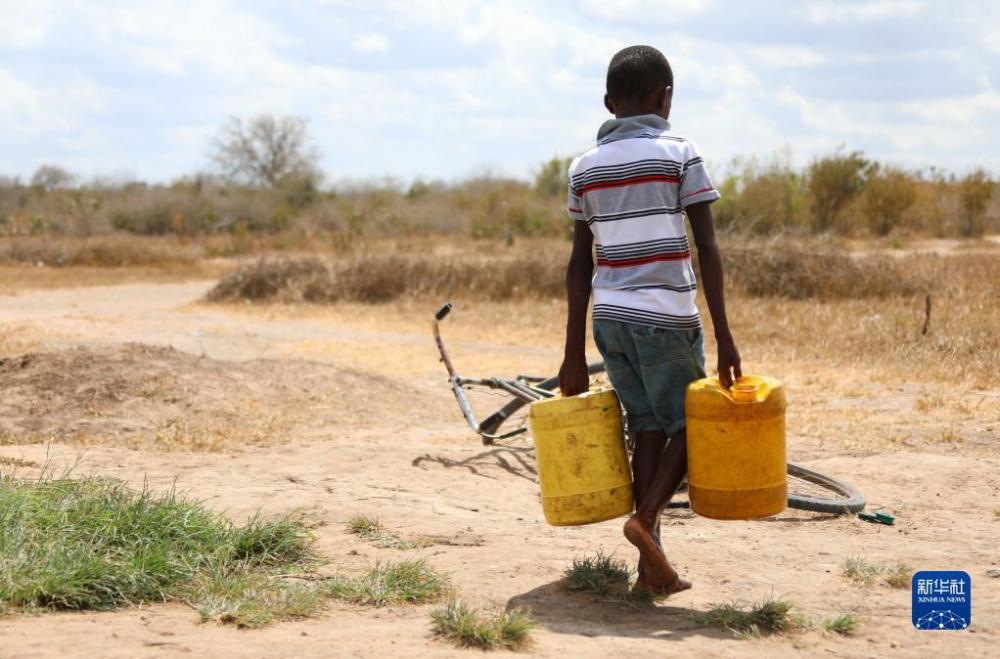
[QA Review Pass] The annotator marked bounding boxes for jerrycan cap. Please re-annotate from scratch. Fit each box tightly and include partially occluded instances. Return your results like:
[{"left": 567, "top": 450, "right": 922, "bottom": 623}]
[{"left": 730, "top": 382, "right": 760, "bottom": 403}]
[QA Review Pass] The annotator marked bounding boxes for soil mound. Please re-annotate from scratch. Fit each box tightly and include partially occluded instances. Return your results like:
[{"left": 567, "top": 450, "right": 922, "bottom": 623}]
[{"left": 0, "top": 343, "right": 417, "bottom": 450}]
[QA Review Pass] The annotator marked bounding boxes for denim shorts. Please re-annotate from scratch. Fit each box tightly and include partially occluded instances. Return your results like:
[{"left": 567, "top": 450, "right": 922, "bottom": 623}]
[{"left": 593, "top": 319, "right": 707, "bottom": 437}]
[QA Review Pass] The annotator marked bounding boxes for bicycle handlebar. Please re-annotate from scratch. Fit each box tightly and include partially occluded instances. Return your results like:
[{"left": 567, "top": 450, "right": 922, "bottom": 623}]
[
  {"left": 433, "top": 302, "right": 481, "bottom": 434},
  {"left": 435, "top": 303, "right": 452, "bottom": 321}
]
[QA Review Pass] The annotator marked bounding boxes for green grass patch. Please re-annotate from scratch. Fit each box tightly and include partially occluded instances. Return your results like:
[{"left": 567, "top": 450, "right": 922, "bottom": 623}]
[
  {"left": 326, "top": 559, "right": 451, "bottom": 607},
  {"left": 842, "top": 556, "right": 882, "bottom": 586},
  {"left": 842, "top": 555, "right": 911, "bottom": 588},
  {"left": 564, "top": 550, "right": 642, "bottom": 600},
  {"left": 191, "top": 567, "right": 324, "bottom": 628},
  {"left": 430, "top": 599, "right": 534, "bottom": 650},
  {"left": 346, "top": 514, "right": 424, "bottom": 550},
  {"left": 882, "top": 561, "right": 912, "bottom": 589},
  {"left": 693, "top": 596, "right": 801, "bottom": 637},
  {"left": 0, "top": 474, "right": 316, "bottom": 627},
  {"left": 824, "top": 613, "right": 859, "bottom": 636}
]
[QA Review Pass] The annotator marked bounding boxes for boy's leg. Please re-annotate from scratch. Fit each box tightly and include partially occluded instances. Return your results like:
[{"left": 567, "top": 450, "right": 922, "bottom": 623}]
[
  {"left": 627, "top": 326, "right": 704, "bottom": 594},
  {"left": 630, "top": 429, "right": 667, "bottom": 587},
  {"left": 624, "top": 428, "right": 692, "bottom": 594}
]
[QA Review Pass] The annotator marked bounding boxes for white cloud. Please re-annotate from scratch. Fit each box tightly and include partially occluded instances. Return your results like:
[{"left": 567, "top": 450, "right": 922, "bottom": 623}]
[
  {"left": 0, "top": 69, "right": 105, "bottom": 135},
  {"left": 82, "top": 1, "right": 297, "bottom": 82},
  {"left": 804, "top": 0, "right": 924, "bottom": 24},
  {"left": 0, "top": 0, "right": 55, "bottom": 48},
  {"left": 1, "top": 0, "right": 997, "bottom": 180},
  {"left": 352, "top": 32, "right": 389, "bottom": 53},
  {"left": 754, "top": 45, "right": 826, "bottom": 68},
  {"left": 576, "top": 0, "right": 711, "bottom": 20},
  {"left": 901, "top": 91, "right": 1000, "bottom": 124}
]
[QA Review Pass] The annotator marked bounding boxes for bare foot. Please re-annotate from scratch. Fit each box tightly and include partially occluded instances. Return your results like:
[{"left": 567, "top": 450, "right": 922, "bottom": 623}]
[
  {"left": 623, "top": 515, "right": 679, "bottom": 588},
  {"left": 633, "top": 570, "right": 692, "bottom": 597}
]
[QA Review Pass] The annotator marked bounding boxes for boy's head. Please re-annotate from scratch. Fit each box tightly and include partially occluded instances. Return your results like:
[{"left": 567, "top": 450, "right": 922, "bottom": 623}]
[{"left": 604, "top": 45, "right": 673, "bottom": 120}]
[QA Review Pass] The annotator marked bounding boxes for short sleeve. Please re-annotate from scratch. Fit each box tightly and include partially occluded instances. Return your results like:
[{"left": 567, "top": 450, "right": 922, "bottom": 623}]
[
  {"left": 566, "top": 159, "right": 585, "bottom": 221},
  {"left": 679, "top": 141, "right": 721, "bottom": 209}
]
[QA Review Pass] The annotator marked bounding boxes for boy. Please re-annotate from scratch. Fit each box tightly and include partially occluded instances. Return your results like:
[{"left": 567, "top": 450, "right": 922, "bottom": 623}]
[{"left": 559, "top": 45, "right": 741, "bottom": 595}]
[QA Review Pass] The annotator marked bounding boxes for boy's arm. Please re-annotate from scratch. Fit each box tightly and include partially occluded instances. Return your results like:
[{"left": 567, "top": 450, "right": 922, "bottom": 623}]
[
  {"left": 687, "top": 201, "right": 742, "bottom": 388},
  {"left": 558, "top": 220, "right": 594, "bottom": 396}
]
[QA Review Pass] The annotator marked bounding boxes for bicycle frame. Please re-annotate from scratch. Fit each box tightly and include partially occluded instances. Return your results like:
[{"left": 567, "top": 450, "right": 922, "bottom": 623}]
[{"left": 433, "top": 303, "right": 556, "bottom": 443}]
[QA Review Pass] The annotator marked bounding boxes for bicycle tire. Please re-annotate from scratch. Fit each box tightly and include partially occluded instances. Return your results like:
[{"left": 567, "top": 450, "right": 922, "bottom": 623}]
[
  {"left": 785, "top": 462, "right": 866, "bottom": 514},
  {"left": 478, "top": 362, "right": 607, "bottom": 438},
  {"left": 668, "top": 463, "right": 865, "bottom": 515}
]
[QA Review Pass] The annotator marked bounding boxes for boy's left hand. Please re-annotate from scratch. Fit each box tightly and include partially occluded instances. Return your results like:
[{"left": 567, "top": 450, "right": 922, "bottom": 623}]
[{"left": 716, "top": 336, "right": 742, "bottom": 388}]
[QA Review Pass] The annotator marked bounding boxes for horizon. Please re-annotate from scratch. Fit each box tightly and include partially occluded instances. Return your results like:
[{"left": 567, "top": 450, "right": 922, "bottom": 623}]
[{"left": 2, "top": 0, "right": 999, "bottom": 184}]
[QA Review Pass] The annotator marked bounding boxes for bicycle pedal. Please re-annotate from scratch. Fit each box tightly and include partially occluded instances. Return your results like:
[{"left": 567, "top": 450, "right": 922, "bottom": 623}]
[{"left": 858, "top": 511, "right": 894, "bottom": 526}]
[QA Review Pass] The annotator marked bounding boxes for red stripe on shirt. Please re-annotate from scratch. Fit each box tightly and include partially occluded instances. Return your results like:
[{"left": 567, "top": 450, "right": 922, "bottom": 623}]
[
  {"left": 580, "top": 174, "right": 679, "bottom": 195},
  {"left": 567, "top": 207, "right": 582, "bottom": 213},
  {"left": 681, "top": 186, "right": 715, "bottom": 199},
  {"left": 596, "top": 251, "right": 691, "bottom": 268}
]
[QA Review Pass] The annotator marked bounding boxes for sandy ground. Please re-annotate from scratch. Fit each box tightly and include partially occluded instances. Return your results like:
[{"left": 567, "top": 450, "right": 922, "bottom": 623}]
[{"left": 0, "top": 280, "right": 997, "bottom": 658}]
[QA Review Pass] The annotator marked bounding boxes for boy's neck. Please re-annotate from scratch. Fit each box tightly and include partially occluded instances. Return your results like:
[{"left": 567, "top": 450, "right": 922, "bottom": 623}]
[{"left": 614, "top": 108, "right": 669, "bottom": 121}]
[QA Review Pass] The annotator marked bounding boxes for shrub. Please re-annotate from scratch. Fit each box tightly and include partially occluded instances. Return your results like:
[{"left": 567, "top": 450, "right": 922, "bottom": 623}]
[
  {"left": 534, "top": 156, "right": 572, "bottom": 197},
  {"left": 808, "top": 150, "right": 872, "bottom": 232},
  {"left": 722, "top": 248, "right": 924, "bottom": 299},
  {"left": 863, "top": 165, "right": 917, "bottom": 236},
  {"left": 715, "top": 154, "right": 806, "bottom": 234},
  {"left": 957, "top": 168, "right": 995, "bottom": 236}
]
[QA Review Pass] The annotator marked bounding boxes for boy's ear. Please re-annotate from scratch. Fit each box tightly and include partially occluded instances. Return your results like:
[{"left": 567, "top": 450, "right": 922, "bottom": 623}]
[
  {"left": 603, "top": 93, "right": 615, "bottom": 115},
  {"left": 656, "top": 86, "right": 673, "bottom": 118},
  {"left": 654, "top": 87, "right": 669, "bottom": 111}
]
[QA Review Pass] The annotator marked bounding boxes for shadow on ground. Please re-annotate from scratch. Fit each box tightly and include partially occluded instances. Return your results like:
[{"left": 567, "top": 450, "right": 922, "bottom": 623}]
[
  {"left": 507, "top": 579, "right": 732, "bottom": 643},
  {"left": 411, "top": 446, "right": 538, "bottom": 482}
]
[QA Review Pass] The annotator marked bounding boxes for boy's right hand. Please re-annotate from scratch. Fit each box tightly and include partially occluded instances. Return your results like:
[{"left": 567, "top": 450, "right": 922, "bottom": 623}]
[{"left": 559, "top": 357, "right": 590, "bottom": 397}]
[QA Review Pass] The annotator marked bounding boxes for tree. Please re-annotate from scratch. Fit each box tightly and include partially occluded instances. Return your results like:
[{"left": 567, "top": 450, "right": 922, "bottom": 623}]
[
  {"left": 808, "top": 150, "right": 871, "bottom": 232},
  {"left": 210, "top": 115, "right": 320, "bottom": 188},
  {"left": 863, "top": 165, "right": 917, "bottom": 236},
  {"left": 534, "top": 156, "right": 572, "bottom": 197},
  {"left": 957, "top": 168, "right": 995, "bottom": 237},
  {"left": 31, "top": 164, "right": 75, "bottom": 191}
]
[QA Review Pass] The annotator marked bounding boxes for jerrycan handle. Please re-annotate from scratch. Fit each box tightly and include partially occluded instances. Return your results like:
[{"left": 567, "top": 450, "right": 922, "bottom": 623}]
[{"left": 730, "top": 382, "right": 760, "bottom": 403}]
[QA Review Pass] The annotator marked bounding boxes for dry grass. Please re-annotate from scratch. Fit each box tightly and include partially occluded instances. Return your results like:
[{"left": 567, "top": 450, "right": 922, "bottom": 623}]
[
  {"left": 0, "top": 235, "right": 198, "bottom": 268},
  {"left": 842, "top": 556, "right": 912, "bottom": 588},
  {"left": 203, "top": 245, "right": 998, "bottom": 386},
  {"left": 325, "top": 559, "right": 452, "bottom": 607},
  {"left": 564, "top": 551, "right": 639, "bottom": 600},
  {"left": 823, "top": 613, "right": 860, "bottom": 636},
  {"left": 345, "top": 514, "right": 426, "bottom": 550},
  {"left": 206, "top": 254, "right": 564, "bottom": 304},
  {"left": 430, "top": 599, "right": 535, "bottom": 650},
  {"left": 722, "top": 248, "right": 927, "bottom": 299},
  {"left": 693, "top": 596, "right": 802, "bottom": 637},
  {"left": 725, "top": 253, "right": 998, "bottom": 384}
]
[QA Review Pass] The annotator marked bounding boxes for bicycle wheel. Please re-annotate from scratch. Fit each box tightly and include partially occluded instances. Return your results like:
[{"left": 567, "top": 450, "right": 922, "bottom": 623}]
[
  {"left": 786, "top": 462, "right": 865, "bottom": 513},
  {"left": 477, "top": 362, "right": 608, "bottom": 441},
  {"left": 667, "top": 463, "right": 865, "bottom": 515}
]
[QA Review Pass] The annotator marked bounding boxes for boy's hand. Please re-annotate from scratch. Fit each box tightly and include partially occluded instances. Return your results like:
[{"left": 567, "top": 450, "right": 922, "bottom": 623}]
[
  {"left": 716, "top": 336, "right": 742, "bottom": 388},
  {"left": 559, "top": 357, "right": 590, "bottom": 397}
]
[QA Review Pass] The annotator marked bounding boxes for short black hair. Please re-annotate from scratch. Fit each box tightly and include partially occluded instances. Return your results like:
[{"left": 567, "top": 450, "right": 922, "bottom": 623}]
[{"left": 606, "top": 45, "right": 673, "bottom": 104}]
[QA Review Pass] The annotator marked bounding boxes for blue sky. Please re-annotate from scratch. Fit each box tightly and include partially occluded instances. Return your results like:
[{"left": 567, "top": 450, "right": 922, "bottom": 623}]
[{"left": 2, "top": 0, "right": 998, "bottom": 185}]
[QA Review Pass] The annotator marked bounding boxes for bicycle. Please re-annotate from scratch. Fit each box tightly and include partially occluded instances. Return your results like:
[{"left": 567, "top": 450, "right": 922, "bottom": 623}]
[{"left": 433, "top": 302, "right": 865, "bottom": 515}]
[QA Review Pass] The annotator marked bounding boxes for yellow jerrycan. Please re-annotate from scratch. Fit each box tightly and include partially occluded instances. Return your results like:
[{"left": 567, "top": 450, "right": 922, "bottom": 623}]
[
  {"left": 528, "top": 389, "right": 633, "bottom": 526},
  {"left": 685, "top": 375, "right": 786, "bottom": 520}
]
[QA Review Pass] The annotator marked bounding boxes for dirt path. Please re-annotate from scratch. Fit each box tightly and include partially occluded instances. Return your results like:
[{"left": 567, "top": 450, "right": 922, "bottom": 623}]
[{"left": 0, "top": 282, "right": 997, "bottom": 658}]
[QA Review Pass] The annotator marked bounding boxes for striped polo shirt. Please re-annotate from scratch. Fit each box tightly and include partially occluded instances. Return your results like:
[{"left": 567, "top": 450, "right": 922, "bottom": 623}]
[{"left": 567, "top": 114, "right": 720, "bottom": 330}]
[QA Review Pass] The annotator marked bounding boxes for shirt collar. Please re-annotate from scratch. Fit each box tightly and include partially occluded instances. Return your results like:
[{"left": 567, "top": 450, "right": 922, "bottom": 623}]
[{"left": 596, "top": 114, "right": 671, "bottom": 143}]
